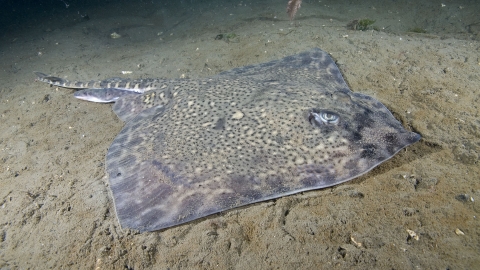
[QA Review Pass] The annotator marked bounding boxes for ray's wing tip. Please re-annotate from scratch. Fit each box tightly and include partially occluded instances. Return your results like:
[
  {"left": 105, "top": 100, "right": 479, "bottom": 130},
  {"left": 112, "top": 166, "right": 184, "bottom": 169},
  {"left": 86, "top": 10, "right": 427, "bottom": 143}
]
[
  {"left": 409, "top": 131, "right": 422, "bottom": 145},
  {"left": 395, "top": 131, "right": 421, "bottom": 153}
]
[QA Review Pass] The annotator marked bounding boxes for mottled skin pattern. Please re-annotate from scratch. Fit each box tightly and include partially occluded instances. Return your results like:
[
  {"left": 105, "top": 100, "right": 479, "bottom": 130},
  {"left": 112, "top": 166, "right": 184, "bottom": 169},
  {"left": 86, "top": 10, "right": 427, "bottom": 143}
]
[{"left": 36, "top": 49, "right": 420, "bottom": 232}]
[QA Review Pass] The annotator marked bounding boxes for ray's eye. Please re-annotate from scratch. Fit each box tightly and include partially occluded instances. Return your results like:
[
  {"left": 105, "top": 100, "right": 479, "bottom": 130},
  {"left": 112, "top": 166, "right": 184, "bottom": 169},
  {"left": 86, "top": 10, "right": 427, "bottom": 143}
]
[
  {"left": 320, "top": 112, "right": 339, "bottom": 124},
  {"left": 309, "top": 111, "right": 340, "bottom": 126}
]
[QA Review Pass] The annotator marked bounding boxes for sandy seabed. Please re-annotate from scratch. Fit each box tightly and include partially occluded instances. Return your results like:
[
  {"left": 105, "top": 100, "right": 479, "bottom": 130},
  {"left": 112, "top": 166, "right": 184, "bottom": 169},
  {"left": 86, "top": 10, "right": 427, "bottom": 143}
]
[{"left": 0, "top": 0, "right": 479, "bottom": 268}]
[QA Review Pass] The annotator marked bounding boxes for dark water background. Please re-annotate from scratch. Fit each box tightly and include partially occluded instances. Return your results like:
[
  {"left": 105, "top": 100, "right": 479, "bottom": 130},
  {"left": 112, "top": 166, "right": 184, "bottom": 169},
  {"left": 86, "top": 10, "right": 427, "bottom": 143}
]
[{"left": 1, "top": 0, "right": 479, "bottom": 38}]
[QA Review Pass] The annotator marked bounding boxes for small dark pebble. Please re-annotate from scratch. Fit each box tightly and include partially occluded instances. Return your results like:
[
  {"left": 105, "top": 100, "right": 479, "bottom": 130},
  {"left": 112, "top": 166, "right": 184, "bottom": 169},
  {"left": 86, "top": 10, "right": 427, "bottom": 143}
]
[
  {"left": 337, "top": 247, "right": 347, "bottom": 258},
  {"left": 455, "top": 194, "right": 470, "bottom": 203},
  {"left": 403, "top": 207, "right": 417, "bottom": 216},
  {"left": 347, "top": 189, "right": 364, "bottom": 198},
  {"left": 1, "top": 230, "right": 6, "bottom": 242},
  {"left": 43, "top": 94, "right": 51, "bottom": 102}
]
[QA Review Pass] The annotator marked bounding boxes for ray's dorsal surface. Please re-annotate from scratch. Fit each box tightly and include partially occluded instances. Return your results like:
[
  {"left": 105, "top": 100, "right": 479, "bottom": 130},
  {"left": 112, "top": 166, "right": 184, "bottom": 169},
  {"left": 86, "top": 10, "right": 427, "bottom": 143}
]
[{"left": 35, "top": 48, "right": 420, "bottom": 232}]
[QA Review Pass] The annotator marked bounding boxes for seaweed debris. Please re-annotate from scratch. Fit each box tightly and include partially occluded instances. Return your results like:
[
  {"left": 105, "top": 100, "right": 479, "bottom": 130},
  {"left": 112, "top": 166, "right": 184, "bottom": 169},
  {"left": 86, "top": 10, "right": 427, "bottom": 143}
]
[{"left": 347, "top": 19, "right": 376, "bottom": 31}]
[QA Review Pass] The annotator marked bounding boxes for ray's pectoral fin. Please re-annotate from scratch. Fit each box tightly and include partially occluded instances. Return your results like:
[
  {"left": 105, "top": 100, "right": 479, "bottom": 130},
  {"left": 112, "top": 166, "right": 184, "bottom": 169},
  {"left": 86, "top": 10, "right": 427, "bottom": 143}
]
[{"left": 112, "top": 91, "right": 170, "bottom": 122}]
